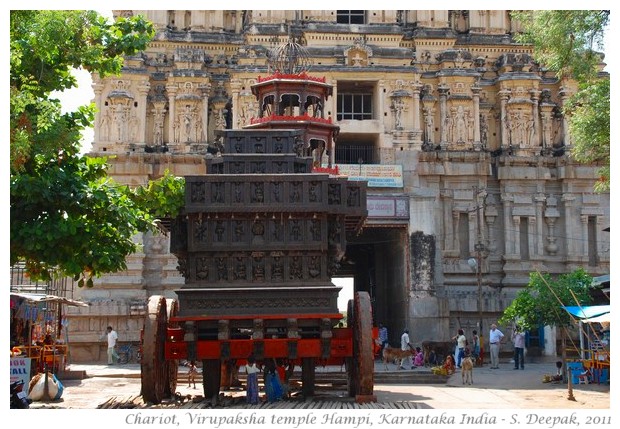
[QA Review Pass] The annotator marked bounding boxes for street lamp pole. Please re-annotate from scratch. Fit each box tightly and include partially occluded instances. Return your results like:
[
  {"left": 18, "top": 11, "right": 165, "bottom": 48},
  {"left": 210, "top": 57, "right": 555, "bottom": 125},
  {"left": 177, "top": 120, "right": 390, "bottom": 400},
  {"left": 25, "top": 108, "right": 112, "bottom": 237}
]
[{"left": 472, "top": 186, "right": 486, "bottom": 364}]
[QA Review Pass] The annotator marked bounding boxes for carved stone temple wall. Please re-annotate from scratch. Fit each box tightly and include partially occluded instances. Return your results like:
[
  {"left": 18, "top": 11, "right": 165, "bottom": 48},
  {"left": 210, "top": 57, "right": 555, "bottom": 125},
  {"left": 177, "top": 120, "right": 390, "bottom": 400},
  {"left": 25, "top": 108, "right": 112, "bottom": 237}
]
[{"left": 66, "top": 10, "right": 609, "bottom": 362}]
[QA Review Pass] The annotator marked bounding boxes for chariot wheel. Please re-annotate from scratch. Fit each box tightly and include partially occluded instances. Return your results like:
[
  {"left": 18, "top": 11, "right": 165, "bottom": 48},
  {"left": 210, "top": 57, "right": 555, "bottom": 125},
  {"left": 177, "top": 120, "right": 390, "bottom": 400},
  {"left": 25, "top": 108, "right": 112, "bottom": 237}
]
[
  {"left": 140, "top": 295, "right": 169, "bottom": 404},
  {"left": 164, "top": 298, "right": 179, "bottom": 397},
  {"left": 346, "top": 298, "right": 357, "bottom": 397},
  {"left": 352, "top": 291, "right": 374, "bottom": 400}
]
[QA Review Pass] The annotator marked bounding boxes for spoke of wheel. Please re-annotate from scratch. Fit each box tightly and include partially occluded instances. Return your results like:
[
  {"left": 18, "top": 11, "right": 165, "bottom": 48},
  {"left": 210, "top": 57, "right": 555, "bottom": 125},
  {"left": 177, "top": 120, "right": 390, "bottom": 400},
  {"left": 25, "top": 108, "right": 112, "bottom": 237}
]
[{"left": 164, "top": 298, "right": 179, "bottom": 396}]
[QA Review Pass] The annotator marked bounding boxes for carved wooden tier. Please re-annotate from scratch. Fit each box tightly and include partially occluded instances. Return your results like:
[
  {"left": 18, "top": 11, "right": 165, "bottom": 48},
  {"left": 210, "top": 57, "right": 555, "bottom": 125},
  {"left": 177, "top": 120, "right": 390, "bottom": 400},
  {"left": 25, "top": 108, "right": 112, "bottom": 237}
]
[{"left": 171, "top": 129, "right": 366, "bottom": 318}]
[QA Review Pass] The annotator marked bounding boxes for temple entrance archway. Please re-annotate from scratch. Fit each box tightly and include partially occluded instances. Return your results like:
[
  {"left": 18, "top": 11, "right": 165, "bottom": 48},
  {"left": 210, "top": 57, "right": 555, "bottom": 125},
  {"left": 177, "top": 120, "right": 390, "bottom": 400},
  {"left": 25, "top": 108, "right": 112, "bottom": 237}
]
[{"left": 335, "top": 226, "right": 409, "bottom": 348}]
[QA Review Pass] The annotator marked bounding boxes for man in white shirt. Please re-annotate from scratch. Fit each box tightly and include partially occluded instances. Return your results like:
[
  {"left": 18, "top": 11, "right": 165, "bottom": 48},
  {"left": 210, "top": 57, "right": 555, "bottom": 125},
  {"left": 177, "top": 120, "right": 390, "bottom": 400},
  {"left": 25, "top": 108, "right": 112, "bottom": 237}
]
[
  {"left": 488, "top": 324, "right": 505, "bottom": 369},
  {"left": 400, "top": 329, "right": 414, "bottom": 370},
  {"left": 106, "top": 326, "right": 120, "bottom": 365}
]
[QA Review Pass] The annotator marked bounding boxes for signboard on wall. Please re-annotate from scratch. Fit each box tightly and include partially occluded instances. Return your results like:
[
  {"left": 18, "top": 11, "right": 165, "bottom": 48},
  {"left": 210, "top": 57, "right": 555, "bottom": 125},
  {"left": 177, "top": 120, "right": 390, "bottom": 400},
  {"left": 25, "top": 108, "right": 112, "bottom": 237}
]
[
  {"left": 330, "top": 164, "right": 404, "bottom": 188},
  {"left": 367, "top": 196, "right": 409, "bottom": 219},
  {"left": 10, "top": 357, "right": 31, "bottom": 384}
]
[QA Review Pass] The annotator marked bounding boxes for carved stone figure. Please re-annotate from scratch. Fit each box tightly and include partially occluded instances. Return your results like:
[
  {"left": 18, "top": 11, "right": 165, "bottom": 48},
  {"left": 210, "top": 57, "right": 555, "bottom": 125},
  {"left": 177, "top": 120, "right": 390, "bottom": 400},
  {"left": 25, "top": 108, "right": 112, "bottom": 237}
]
[
  {"left": 308, "top": 256, "right": 320, "bottom": 278},
  {"left": 196, "top": 257, "right": 209, "bottom": 280},
  {"left": 214, "top": 221, "right": 225, "bottom": 242},
  {"left": 217, "top": 257, "right": 228, "bottom": 280},
  {"left": 271, "top": 256, "right": 283, "bottom": 280},
  {"left": 252, "top": 256, "right": 265, "bottom": 281},
  {"left": 455, "top": 106, "right": 467, "bottom": 142},
  {"left": 233, "top": 256, "right": 246, "bottom": 280},
  {"left": 289, "top": 256, "right": 302, "bottom": 280}
]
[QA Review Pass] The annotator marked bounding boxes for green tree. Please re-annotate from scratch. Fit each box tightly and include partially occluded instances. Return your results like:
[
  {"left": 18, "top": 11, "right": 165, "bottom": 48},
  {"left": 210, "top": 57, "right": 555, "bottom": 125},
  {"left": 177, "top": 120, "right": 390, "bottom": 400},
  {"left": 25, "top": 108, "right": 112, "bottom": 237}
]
[
  {"left": 499, "top": 269, "right": 593, "bottom": 374},
  {"left": 511, "top": 10, "right": 610, "bottom": 191},
  {"left": 10, "top": 11, "right": 183, "bottom": 286}
]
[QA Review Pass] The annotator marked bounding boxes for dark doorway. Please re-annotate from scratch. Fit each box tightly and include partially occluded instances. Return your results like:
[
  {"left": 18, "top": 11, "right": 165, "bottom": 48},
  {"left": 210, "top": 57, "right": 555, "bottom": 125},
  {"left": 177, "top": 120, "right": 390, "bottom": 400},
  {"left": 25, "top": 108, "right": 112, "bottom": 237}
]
[{"left": 337, "top": 226, "right": 408, "bottom": 348}]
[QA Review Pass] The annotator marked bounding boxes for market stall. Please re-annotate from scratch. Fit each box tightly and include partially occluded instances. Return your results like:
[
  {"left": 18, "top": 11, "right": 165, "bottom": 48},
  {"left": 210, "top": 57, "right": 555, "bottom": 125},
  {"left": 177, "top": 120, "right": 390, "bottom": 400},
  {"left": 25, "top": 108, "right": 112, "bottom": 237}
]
[
  {"left": 10, "top": 292, "right": 88, "bottom": 378},
  {"left": 562, "top": 304, "right": 610, "bottom": 384}
]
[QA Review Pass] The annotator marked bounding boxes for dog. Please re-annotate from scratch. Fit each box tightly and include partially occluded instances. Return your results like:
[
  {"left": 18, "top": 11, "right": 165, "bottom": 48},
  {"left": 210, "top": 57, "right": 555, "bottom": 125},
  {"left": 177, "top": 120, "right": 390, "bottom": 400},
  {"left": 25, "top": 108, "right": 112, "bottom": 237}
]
[
  {"left": 461, "top": 356, "right": 474, "bottom": 385},
  {"left": 382, "top": 346, "right": 414, "bottom": 370}
]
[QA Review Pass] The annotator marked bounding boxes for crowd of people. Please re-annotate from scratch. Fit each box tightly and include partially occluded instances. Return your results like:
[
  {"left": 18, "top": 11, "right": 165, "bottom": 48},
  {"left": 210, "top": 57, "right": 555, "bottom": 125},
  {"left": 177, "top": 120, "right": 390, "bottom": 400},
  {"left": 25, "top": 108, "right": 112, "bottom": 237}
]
[
  {"left": 244, "top": 356, "right": 288, "bottom": 404},
  {"left": 238, "top": 322, "right": 522, "bottom": 402},
  {"left": 376, "top": 322, "right": 526, "bottom": 370}
]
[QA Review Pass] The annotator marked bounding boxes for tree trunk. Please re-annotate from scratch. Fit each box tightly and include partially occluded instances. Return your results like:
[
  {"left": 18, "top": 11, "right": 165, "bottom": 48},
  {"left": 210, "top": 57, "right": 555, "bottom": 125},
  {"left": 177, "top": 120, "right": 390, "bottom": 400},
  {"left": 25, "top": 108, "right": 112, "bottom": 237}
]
[{"left": 560, "top": 328, "right": 567, "bottom": 382}]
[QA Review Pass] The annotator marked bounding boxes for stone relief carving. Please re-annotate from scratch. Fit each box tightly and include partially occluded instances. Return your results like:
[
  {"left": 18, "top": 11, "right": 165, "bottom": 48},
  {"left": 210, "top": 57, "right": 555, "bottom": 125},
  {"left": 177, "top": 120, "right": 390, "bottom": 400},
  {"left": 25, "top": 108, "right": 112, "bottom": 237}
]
[
  {"left": 328, "top": 184, "right": 341, "bottom": 205},
  {"left": 216, "top": 257, "right": 228, "bottom": 280},
  {"left": 308, "top": 256, "right": 320, "bottom": 278},
  {"left": 252, "top": 254, "right": 265, "bottom": 281},
  {"left": 233, "top": 256, "right": 247, "bottom": 280},
  {"left": 196, "top": 257, "right": 209, "bottom": 280},
  {"left": 289, "top": 256, "right": 302, "bottom": 280},
  {"left": 423, "top": 107, "right": 434, "bottom": 144},
  {"left": 194, "top": 219, "right": 208, "bottom": 242}
]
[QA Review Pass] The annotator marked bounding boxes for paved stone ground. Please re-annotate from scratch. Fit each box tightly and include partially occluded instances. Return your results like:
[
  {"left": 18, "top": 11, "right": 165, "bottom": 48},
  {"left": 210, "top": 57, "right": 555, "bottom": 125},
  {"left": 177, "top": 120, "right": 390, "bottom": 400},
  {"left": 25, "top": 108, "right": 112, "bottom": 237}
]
[{"left": 28, "top": 358, "right": 610, "bottom": 410}]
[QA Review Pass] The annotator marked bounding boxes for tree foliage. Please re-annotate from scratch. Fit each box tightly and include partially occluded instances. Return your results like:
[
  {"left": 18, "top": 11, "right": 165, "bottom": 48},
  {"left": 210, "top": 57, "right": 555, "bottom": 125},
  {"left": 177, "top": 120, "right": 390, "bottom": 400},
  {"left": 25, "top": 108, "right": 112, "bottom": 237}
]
[
  {"left": 10, "top": 11, "right": 184, "bottom": 285},
  {"left": 511, "top": 10, "right": 610, "bottom": 191},
  {"left": 499, "top": 269, "right": 593, "bottom": 330}
]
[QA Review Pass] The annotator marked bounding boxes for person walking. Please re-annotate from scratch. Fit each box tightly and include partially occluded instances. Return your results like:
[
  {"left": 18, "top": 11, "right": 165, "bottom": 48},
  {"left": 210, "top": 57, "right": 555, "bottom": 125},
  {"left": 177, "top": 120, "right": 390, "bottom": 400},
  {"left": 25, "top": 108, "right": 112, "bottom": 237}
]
[
  {"left": 399, "top": 328, "right": 414, "bottom": 370},
  {"left": 511, "top": 325, "right": 526, "bottom": 370},
  {"left": 452, "top": 329, "right": 467, "bottom": 368},
  {"left": 105, "top": 326, "right": 120, "bottom": 365},
  {"left": 488, "top": 324, "right": 505, "bottom": 369},
  {"left": 378, "top": 323, "right": 389, "bottom": 351}
]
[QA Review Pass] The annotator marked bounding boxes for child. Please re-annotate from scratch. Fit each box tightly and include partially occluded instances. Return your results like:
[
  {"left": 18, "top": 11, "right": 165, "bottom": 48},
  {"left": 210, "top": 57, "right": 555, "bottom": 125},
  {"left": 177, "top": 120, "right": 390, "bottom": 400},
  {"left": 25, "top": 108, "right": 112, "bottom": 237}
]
[
  {"left": 188, "top": 361, "right": 198, "bottom": 388},
  {"left": 413, "top": 347, "right": 424, "bottom": 367},
  {"left": 245, "top": 355, "right": 259, "bottom": 405}
]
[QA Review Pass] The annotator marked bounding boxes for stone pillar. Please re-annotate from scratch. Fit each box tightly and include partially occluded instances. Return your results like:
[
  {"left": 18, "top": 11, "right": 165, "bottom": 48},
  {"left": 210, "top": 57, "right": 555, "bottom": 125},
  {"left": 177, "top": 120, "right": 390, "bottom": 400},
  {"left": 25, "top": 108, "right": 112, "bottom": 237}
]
[
  {"left": 512, "top": 216, "right": 521, "bottom": 256},
  {"left": 472, "top": 85, "right": 481, "bottom": 149},
  {"left": 438, "top": 84, "right": 449, "bottom": 146},
  {"left": 502, "top": 195, "right": 514, "bottom": 255},
  {"left": 559, "top": 86, "right": 571, "bottom": 147},
  {"left": 190, "top": 10, "right": 206, "bottom": 31},
  {"left": 528, "top": 217, "right": 536, "bottom": 258},
  {"left": 330, "top": 78, "right": 337, "bottom": 124},
  {"left": 452, "top": 209, "right": 460, "bottom": 251},
  {"left": 562, "top": 194, "right": 575, "bottom": 257},
  {"left": 166, "top": 83, "right": 178, "bottom": 145},
  {"left": 530, "top": 89, "right": 540, "bottom": 148},
  {"left": 378, "top": 80, "right": 386, "bottom": 124},
  {"left": 145, "top": 10, "right": 168, "bottom": 30},
  {"left": 534, "top": 194, "right": 545, "bottom": 256},
  {"left": 230, "top": 79, "right": 242, "bottom": 132},
  {"left": 544, "top": 195, "right": 560, "bottom": 256},
  {"left": 442, "top": 192, "right": 454, "bottom": 252},
  {"left": 580, "top": 215, "right": 588, "bottom": 256},
  {"left": 412, "top": 82, "right": 422, "bottom": 132},
  {"left": 200, "top": 83, "right": 211, "bottom": 143},
  {"left": 499, "top": 89, "right": 510, "bottom": 148},
  {"left": 137, "top": 80, "right": 150, "bottom": 144},
  {"left": 92, "top": 81, "right": 105, "bottom": 143},
  {"left": 234, "top": 10, "right": 243, "bottom": 33}
]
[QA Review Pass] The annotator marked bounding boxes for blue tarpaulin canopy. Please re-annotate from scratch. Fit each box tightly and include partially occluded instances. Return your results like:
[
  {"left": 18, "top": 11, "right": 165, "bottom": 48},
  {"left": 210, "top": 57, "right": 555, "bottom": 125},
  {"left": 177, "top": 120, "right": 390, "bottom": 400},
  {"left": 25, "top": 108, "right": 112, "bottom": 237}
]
[{"left": 562, "top": 305, "right": 610, "bottom": 319}]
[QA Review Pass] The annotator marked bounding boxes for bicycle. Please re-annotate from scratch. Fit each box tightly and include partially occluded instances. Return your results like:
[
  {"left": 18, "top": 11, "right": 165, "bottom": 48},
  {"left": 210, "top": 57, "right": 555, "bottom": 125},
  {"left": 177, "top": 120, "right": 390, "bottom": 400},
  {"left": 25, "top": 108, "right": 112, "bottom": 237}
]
[{"left": 117, "top": 343, "right": 141, "bottom": 364}]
